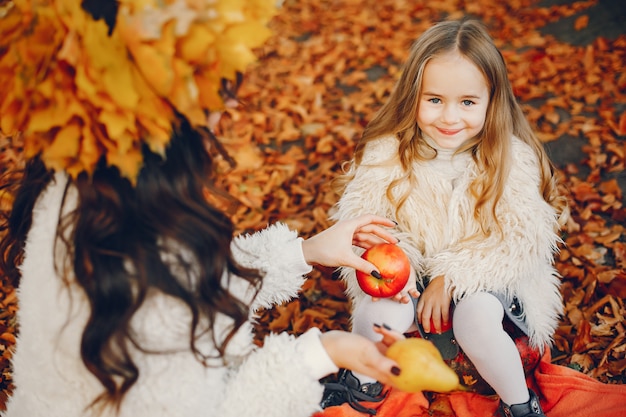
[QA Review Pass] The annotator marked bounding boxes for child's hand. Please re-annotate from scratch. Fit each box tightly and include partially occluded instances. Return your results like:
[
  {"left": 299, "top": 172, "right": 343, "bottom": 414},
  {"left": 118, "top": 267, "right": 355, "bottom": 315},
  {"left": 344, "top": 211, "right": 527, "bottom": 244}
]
[
  {"left": 416, "top": 275, "right": 451, "bottom": 333},
  {"left": 390, "top": 266, "right": 420, "bottom": 303}
]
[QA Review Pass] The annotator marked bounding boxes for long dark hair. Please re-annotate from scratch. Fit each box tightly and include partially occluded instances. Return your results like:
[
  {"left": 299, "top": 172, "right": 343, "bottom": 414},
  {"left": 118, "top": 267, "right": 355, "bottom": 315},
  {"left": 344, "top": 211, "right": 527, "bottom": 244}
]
[{"left": 0, "top": 116, "right": 263, "bottom": 409}]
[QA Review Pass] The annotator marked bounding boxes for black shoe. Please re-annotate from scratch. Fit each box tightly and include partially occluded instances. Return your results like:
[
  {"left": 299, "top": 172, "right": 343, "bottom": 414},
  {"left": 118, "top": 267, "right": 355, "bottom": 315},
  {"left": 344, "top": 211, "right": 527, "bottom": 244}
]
[
  {"left": 320, "top": 369, "right": 386, "bottom": 415},
  {"left": 499, "top": 389, "right": 546, "bottom": 417}
]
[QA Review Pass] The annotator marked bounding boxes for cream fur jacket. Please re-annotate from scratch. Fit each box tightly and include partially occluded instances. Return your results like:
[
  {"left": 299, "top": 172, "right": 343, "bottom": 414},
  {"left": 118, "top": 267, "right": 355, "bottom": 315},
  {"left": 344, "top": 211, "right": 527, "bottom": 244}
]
[
  {"left": 331, "top": 134, "right": 563, "bottom": 349},
  {"left": 6, "top": 173, "right": 338, "bottom": 417}
]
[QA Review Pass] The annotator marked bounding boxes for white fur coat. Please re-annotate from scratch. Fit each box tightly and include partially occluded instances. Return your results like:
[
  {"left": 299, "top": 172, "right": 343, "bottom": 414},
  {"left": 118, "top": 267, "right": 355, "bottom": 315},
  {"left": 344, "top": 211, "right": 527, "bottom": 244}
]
[
  {"left": 6, "top": 172, "right": 337, "bottom": 417},
  {"left": 331, "top": 135, "right": 563, "bottom": 349}
]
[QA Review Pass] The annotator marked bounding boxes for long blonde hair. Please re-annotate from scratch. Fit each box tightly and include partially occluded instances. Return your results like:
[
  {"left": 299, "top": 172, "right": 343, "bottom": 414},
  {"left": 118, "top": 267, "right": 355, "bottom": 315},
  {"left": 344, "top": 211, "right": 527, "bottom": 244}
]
[{"left": 335, "top": 18, "right": 566, "bottom": 234}]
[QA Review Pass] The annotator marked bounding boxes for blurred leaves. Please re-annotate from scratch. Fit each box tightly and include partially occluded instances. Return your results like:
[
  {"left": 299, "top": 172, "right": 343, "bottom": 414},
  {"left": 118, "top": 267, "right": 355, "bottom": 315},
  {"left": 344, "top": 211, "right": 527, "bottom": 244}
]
[{"left": 0, "top": 0, "right": 276, "bottom": 182}]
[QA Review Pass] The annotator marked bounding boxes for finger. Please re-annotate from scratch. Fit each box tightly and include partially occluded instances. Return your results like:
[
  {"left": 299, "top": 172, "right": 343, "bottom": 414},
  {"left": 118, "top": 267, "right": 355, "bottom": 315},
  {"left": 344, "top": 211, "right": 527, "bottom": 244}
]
[
  {"left": 353, "top": 214, "right": 397, "bottom": 229},
  {"left": 360, "top": 359, "right": 400, "bottom": 386},
  {"left": 431, "top": 309, "right": 442, "bottom": 333},
  {"left": 352, "top": 232, "right": 389, "bottom": 248},
  {"left": 420, "top": 307, "right": 432, "bottom": 333},
  {"left": 391, "top": 292, "right": 409, "bottom": 304},
  {"left": 433, "top": 320, "right": 440, "bottom": 333},
  {"left": 441, "top": 303, "right": 450, "bottom": 326},
  {"left": 416, "top": 296, "right": 424, "bottom": 316},
  {"left": 363, "top": 227, "right": 399, "bottom": 244},
  {"left": 373, "top": 324, "right": 406, "bottom": 347},
  {"left": 391, "top": 292, "right": 404, "bottom": 302},
  {"left": 351, "top": 257, "right": 380, "bottom": 277},
  {"left": 353, "top": 227, "right": 398, "bottom": 245}
]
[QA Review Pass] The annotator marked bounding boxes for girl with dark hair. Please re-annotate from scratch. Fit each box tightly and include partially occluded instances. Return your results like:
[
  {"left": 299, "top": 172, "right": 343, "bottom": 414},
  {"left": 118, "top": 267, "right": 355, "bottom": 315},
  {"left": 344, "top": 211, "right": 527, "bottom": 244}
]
[{"left": 0, "top": 117, "right": 404, "bottom": 417}]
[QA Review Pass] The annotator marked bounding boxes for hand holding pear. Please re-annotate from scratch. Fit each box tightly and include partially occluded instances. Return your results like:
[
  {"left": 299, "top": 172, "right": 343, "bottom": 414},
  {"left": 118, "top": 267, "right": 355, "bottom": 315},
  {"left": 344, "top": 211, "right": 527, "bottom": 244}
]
[{"left": 385, "top": 338, "right": 460, "bottom": 393}]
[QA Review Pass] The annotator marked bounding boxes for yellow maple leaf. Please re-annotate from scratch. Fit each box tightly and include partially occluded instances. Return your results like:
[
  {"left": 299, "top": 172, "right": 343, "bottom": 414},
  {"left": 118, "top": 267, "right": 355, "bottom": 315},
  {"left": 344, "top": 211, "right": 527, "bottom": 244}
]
[
  {"left": 195, "top": 70, "right": 224, "bottom": 111},
  {"left": 100, "top": 109, "right": 137, "bottom": 139},
  {"left": 43, "top": 122, "right": 81, "bottom": 168},
  {"left": 1, "top": 0, "right": 277, "bottom": 182},
  {"left": 107, "top": 146, "right": 144, "bottom": 185},
  {"left": 178, "top": 23, "right": 216, "bottom": 63},
  {"left": 225, "top": 21, "right": 272, "bottom": 49},
  {"left": 83, "top": 19, "right": 140, "bottom": 109},
  {"left": 217, "top": 40, "right": 258, "bottom": 80},
  {"left": 119, "top": 17, "right": 177, "bottom": 97},
  {"left": 77, "top": 126, "right": 101, "bottom": 174}
]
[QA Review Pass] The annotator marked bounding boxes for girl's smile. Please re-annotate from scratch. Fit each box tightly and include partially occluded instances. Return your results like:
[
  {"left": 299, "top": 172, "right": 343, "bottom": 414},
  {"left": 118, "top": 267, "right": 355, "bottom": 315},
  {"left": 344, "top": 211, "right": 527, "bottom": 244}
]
[
  {"left": 416, "top": 51, "right": 490, "bottom": 150},
  {"left": 437, "top": 128, "right": 462, "bottom": 135}
]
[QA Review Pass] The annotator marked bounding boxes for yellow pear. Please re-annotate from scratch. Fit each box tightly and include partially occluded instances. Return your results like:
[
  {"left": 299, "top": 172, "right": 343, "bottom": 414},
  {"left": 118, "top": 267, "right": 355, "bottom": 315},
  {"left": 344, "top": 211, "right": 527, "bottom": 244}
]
[{"left": 385, "top": 338, "right": 460, "bottom": 393}]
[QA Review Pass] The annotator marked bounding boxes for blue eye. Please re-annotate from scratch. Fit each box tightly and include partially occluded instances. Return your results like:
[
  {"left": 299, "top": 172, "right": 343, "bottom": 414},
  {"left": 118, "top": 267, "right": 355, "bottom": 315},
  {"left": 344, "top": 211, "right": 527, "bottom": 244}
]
[
  {"left": 429, "top": 98, "right": 441, "bottom": 104},
  {"left": 462, "top": 100, "right": 475, "bottom": 106}
]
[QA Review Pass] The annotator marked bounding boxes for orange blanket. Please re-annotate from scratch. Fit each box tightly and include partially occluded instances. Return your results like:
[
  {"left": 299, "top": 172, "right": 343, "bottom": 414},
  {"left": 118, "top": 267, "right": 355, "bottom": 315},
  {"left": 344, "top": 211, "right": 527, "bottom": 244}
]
[{"left": 314, "top": 351, "right": 626, "bottom": 417}]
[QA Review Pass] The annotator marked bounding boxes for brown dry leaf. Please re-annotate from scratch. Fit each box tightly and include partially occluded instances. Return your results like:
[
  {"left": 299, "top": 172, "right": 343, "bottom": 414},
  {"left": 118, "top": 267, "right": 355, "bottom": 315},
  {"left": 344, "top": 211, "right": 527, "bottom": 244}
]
[
  {"left": 267, "top": 300, "right": 300, "bottom": 332},
  {"left": 570, "top": 353, "right": 596, "bottom": 372},
  {"left": 617, "top": 112, "right": 626, "bottom": 136},
  {"left": 572, "top": 319, "right": 594, "bottom": 352}
]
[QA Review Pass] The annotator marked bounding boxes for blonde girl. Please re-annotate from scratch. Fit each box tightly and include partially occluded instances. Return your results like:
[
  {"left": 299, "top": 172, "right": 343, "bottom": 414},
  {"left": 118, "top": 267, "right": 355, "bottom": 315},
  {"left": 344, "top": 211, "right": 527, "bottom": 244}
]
[{"left": 324, "top": 18, "right": 567, "bottom": 417}]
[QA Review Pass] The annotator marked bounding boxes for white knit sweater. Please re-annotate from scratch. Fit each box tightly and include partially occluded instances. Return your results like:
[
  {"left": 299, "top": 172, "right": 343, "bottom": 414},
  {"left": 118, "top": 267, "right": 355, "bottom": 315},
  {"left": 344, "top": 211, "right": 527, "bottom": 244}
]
[
  {"left": 331, "top": 134, "right": 563, "bottom": 349},
  {"left": 5, "top": 172, "right": 337, "bottom": 417}
]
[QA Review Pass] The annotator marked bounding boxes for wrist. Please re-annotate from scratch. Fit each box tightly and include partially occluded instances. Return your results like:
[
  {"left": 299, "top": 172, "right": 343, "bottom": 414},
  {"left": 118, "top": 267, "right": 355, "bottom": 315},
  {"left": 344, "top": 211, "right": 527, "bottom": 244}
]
[{"left": 301, "top": 237, "right": 317, "bottom": 266}]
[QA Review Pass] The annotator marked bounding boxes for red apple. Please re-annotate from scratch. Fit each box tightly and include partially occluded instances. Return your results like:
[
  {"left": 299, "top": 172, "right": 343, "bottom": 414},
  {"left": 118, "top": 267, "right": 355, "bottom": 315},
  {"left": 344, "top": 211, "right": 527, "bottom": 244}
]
[{"left": 356, "top": 243, "right": 411, "bottom": 298}]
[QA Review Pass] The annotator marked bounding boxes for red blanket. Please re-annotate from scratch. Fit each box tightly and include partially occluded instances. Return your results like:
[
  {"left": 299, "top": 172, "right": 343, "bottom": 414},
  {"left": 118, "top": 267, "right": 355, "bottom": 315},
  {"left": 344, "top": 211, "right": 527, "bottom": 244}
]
[{"left": 314, "top": 351, "right": 626, "bottom": 417}]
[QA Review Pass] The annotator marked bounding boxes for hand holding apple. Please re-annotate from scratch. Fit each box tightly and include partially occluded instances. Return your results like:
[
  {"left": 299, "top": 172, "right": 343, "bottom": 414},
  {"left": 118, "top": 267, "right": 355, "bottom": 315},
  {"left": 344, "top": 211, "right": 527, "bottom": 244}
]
[
  {"left": 416, "top": 276, "right": 454, "bottom": 333},
  {"left": 301, "top": 214, "right": 398, "bottom": 271},
  {"left": 355, "top": 243, "right": 411, "bottom": 298}
]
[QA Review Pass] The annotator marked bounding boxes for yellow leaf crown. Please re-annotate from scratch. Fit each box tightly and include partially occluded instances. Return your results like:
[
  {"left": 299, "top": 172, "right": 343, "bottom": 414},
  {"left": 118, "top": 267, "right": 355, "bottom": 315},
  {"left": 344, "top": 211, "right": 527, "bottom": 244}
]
[{"left": 0, "top": 0, "right": 276, "bottom": 181}]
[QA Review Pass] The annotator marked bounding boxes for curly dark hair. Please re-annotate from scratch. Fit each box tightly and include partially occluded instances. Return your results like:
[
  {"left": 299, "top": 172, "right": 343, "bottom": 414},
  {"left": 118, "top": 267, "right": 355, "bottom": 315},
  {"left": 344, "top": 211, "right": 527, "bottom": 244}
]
[{"left": 0, "top": 116, "right": 263, "bottom": 410}]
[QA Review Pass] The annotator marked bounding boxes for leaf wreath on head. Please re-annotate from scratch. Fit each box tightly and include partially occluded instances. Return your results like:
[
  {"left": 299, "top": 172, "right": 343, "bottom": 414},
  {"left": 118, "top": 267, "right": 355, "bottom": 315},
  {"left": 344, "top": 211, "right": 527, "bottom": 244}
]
[{"left": 0, "top": 0, "right": 276, "bottom": 182}]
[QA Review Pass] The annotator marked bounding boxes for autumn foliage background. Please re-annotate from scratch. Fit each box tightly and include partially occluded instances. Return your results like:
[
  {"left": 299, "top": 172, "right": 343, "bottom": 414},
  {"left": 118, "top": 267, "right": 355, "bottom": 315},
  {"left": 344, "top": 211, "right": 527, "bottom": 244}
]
[{"left": 1, "top": 0, "right": 625, "bottom": 409}]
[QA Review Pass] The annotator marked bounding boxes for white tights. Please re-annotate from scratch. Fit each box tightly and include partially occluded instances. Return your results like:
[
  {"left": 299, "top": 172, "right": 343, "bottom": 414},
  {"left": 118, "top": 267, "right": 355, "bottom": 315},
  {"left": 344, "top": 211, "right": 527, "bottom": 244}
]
[
  {"left": 350, "top": 292, "right": 530, "bottom": 405},
  {"left": 351, "top": 297, "right": 415, "bottom": 385}
]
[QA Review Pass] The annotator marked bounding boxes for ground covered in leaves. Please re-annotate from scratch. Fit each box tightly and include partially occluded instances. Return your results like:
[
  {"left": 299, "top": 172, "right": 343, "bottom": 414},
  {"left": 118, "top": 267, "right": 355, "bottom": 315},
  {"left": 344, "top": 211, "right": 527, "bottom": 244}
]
[{"left": 1, "top": 0, "right": 625, "bottom": 409}]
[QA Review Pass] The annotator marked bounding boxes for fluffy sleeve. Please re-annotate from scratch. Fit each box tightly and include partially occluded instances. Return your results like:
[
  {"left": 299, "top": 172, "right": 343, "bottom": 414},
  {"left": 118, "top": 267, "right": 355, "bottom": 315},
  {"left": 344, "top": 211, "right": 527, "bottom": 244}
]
[
  {"left": 217, "top": 328, "right": 338, "bottom": 417},
  {"left": 229, "top": 223, "right": 313, "bottom": 312}
]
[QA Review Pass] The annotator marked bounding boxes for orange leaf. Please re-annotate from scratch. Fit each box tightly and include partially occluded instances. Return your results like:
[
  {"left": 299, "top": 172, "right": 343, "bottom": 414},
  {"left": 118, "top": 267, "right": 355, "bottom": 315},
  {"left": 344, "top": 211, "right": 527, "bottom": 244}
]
[
  {"left": 574, "top": 15, "right": 589, "bottom": 31},
  {"left": 618, "top": 111, "right": 626, "bottom": 136},
  {"left": 572, "top": 319, "right": 593, "bottom": 352}
]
